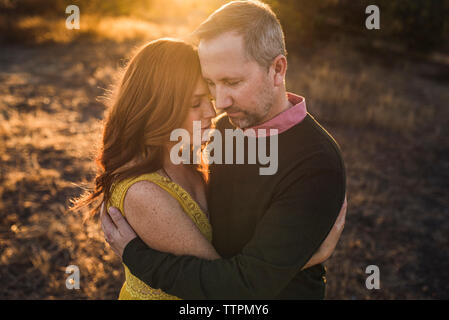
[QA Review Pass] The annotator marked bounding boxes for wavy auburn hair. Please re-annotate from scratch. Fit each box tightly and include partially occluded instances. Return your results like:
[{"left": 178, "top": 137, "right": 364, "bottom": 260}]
[{"left": 72, "top": 38, "right": 203, "bottom": 217}]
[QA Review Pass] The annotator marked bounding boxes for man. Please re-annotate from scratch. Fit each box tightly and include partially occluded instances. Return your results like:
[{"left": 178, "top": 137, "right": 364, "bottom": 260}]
[{"left": 101, "top": 0, "right": 347, "bottom": 299}]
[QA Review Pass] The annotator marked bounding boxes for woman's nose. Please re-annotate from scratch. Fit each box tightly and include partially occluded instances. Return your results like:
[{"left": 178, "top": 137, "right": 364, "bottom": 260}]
[{"left": 203, "top": 99, "right": 217, "bottom": 119}]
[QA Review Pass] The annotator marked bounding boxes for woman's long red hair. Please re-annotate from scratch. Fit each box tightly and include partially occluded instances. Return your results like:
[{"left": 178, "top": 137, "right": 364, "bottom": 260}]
[{"left": 71, "top": 38, "right": 204, "bottom": 217}]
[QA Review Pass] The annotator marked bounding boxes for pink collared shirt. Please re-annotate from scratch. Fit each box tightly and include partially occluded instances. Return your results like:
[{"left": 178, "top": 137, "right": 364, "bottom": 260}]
[{"left": 243, "top": 92, "right": 307, "bottom": 137}]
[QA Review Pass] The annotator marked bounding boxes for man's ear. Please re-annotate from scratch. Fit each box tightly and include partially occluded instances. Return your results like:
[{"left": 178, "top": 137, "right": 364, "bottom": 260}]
[{"left": 271, "top": 54, "right": 287, "bottom": 87}]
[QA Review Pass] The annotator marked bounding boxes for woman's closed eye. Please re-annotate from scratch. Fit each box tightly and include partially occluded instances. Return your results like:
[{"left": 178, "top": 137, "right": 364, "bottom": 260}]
[
  {"left": 192, "top": 94, "right": 214, "bottom": 108},
  {"left": 226, "top": 80, "right": 241, "bottom": 87},
  {"left": 206, "top": 80, "right": 215, "bottom": 87}
]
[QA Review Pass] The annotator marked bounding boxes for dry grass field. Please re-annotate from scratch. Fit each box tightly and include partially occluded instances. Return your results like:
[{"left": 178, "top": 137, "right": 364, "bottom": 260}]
[{"left": 0, "top": 14, "right": 448, "bottom": 299}]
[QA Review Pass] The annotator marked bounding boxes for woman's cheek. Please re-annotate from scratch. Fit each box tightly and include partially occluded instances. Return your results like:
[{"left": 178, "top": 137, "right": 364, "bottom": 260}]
[
  {"left": 183, "top": 111, "right": 198, "bottom": 135},
  {"left": 191, "top": 108, "right": 203, "bottom": 122}
]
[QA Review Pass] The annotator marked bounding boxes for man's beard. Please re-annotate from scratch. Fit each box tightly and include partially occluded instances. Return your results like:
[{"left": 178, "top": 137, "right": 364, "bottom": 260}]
[
  {"left": 227, "top": 110, "right": 260, "bottom": 129},
  {"left": 227, "top": 94, "right": 273, "bottom": 129}
]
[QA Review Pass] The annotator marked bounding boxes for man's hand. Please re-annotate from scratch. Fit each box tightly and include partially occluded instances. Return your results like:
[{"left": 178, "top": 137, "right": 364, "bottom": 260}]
[
  {"left": 100, "top": 203, "right": 137, "bottom": 258},
  {"left": 301, "top": 195, "right": 347, "bottom": 270}
]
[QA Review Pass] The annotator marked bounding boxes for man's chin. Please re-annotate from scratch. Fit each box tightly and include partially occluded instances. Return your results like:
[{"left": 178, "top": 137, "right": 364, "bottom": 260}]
[
  {"left": 231, "top": 118, "right": 261, "bottom": 130},
  {"left": 228, "top": 116, "right": 245, "bottom": 129}
]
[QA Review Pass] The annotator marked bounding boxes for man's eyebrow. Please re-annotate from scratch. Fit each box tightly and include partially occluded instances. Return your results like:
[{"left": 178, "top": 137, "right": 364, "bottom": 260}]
[{"left": 193, "top": 93, "right": 208, "bottom": 98}]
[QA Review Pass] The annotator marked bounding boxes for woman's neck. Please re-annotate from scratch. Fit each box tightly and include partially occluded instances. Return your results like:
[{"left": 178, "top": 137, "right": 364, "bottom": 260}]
[{"left": 161, "top": 146, "right": 189, "bottom": 175}]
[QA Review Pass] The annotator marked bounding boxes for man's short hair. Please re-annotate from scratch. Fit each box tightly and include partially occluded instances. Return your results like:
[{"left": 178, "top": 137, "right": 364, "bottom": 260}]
[{"left": 193, "top": 0, "right": 286, "bottom": 68}]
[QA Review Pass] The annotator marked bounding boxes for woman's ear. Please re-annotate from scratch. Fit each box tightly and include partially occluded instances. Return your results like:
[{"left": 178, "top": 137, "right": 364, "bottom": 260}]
[{"left": 271, "top": 54, "right": 287, "bottom": 87}]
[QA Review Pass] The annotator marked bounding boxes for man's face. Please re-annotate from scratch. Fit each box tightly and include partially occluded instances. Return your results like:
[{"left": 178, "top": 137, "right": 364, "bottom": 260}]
[{"left": 198, "top": 32, "right": 275, "bottom": 129}]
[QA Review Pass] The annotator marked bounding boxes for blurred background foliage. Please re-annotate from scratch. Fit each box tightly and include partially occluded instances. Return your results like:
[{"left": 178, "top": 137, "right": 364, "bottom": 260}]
[
  {"left": 267, "top": 0, "right": 449, "bottom": 52},
  {"left": 0, "top": 0, "right": 152, "bottom": 16},
  {"left": 1, "top": 0, "right": 448, "bottom": 52},
  {"left": 0, "top": 0, "right": 228, "bottom": 43},
  {"left": 268, "top": 0, "right": 449, "bottom": 51}
]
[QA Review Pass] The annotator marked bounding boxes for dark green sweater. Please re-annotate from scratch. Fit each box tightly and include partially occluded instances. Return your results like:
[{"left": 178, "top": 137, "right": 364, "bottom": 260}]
[{"left": 123, "top": 112, "right": 346, "bottom": 299}]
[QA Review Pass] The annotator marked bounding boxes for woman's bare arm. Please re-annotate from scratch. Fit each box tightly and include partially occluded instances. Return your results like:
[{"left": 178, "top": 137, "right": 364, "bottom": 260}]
[{"left": 123, "top": 180, "right": 220, "bottom": 261}]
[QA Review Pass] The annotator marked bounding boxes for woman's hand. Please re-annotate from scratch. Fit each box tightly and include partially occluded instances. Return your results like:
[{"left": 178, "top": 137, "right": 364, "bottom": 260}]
[{"left": 301, "top": 196, "right": 347, "bottom": 270}]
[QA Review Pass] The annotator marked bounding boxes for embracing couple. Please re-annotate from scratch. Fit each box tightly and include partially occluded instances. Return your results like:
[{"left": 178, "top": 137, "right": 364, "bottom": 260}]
[{"left": 75, "top": 0, "right": 347, "bottom": 300}]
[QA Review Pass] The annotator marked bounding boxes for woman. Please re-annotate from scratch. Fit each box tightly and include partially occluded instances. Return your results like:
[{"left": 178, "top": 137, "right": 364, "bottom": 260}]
[{"left": 73, "top": 38, "right": 219, "bottom": 299}]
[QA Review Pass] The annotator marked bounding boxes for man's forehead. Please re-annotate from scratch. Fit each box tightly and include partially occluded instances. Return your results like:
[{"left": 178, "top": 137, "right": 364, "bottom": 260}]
[
  {"left": 198, "top": 32, "right": 246, "bottom": 58},
  {"left": 199, "top": 31, "right": 243, "bottom": 45},
  {"left": 198, "top": 33, "right": 251, "bottom": 79},
  {"left": 200, "top": 58, "right": 248, "bottom": 80}
]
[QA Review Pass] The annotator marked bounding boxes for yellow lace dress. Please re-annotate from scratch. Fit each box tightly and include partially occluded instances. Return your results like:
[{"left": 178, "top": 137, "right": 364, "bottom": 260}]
[{"left": 107, "top": 172, "right": 212, "bottom": 300}]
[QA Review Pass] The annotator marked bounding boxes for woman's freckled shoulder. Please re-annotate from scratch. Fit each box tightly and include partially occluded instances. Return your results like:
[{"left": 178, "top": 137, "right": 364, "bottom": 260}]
[
  {"left": 125, "top": 179, "right": 178, "bottom": 208},
  {"left": 127, "top": 180, "right": 160, "bottom": 196}
]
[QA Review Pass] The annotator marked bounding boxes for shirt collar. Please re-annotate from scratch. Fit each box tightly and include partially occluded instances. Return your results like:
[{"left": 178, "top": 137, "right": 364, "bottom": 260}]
[{"left": 243, "top": 92, "right": 307, "bottom": 137}]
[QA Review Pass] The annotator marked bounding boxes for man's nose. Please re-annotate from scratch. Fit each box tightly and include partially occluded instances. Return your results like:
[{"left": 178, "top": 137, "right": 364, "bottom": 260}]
[{"left": 214, "top": 86, "right": 233, "bottom": 111}]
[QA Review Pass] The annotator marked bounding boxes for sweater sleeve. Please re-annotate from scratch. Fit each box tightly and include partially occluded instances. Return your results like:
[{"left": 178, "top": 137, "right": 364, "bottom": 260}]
[{"left": 122, "top": 163, "right": 346, "bottom": 299}]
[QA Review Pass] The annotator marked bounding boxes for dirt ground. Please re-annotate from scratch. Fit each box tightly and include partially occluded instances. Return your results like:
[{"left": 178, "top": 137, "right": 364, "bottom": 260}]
[{"left": 0, "top": 38, "right": 448, "bottom": 299}]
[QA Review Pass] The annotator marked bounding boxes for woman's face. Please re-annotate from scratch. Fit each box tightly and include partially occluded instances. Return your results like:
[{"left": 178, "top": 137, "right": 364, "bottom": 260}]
[{"left": 182, "top": 78, "right": 217, "bottom": 142}]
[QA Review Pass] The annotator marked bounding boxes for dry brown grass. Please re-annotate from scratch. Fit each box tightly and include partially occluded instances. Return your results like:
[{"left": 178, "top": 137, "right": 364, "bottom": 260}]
[{"left": 0, "top": 18, "right": 448, "bottom": 299}]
